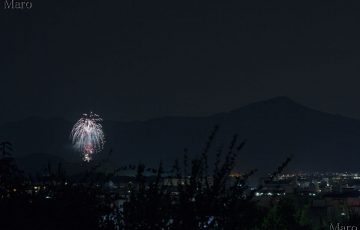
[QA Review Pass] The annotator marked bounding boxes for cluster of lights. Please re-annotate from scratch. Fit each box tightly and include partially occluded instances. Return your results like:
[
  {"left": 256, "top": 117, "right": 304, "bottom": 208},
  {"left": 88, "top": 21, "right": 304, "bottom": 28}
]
[{"left": 255, "top": 192, "right": 286, "bottom": 197}]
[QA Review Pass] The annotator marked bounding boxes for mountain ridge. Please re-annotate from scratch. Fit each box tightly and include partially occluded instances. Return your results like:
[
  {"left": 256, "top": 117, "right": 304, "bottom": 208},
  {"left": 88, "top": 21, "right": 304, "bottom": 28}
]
[{"left": 1, "top": 96, "right": 359, "bottom": 175}]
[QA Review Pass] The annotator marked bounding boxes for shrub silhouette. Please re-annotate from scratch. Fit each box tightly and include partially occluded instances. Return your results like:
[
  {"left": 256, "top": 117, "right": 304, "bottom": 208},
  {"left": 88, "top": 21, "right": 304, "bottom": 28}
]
[
  {"left": 121, "top": 127, "right": 289, "bottom": 230},
  {"left": 0, "top": 129, "right": 308, "bottom": 230}
]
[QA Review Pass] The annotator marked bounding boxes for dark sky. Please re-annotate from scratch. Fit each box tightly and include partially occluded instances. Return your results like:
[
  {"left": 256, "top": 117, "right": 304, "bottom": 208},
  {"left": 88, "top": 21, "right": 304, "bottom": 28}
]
[{"left": 1, "top": 0, "right": 360, "bottom": 123}]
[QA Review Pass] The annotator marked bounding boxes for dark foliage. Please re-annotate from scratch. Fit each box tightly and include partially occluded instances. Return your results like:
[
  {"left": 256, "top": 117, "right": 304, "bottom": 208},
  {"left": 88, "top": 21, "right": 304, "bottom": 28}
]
[
  {"left": 120, "top": 127, "right": 293, "bottom": 230},
  {"left": 0, "top": 130, "right": 315, "bottom": 230}
]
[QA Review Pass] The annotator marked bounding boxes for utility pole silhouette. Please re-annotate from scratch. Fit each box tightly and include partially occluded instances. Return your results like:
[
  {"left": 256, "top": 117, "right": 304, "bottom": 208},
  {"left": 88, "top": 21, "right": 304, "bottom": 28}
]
[{"left": 0, "top": 141, "right": 13, "bottom": 157}]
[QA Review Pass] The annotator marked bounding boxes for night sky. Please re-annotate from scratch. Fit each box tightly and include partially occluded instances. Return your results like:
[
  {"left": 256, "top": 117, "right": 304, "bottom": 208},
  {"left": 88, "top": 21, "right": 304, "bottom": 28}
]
[{"left": 2, "top": 0, "right": 360, "bottom": 123}]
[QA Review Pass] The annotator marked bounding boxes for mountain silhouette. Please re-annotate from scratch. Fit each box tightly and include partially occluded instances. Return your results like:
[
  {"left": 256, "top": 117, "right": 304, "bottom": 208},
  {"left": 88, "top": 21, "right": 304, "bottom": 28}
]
[{"left": 1, "top": 97, "right": 360, "bottom": 175}]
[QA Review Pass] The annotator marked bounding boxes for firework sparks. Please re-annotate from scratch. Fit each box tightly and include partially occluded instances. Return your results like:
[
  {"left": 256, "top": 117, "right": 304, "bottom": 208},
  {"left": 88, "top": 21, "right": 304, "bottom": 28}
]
[{"left": 70, "top": 112, "right": 105, "bottom": 162}]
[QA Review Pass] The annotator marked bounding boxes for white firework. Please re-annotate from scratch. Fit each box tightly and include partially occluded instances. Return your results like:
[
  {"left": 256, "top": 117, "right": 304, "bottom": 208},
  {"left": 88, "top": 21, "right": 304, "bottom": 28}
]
[{"left": 70, "top": 112, "right": 105, "bottom": 162}]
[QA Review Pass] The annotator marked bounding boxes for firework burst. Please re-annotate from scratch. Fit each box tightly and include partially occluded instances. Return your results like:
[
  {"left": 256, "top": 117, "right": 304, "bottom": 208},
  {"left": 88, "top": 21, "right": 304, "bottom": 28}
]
[{"left": 70, "top": 112, "right": 105, "bottom": 162}]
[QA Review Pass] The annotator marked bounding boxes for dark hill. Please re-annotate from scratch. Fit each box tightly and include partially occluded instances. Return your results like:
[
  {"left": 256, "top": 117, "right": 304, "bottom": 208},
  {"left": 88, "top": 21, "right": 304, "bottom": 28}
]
[{"left": 1, "top": 97, "right": 359, "bottom": 175}]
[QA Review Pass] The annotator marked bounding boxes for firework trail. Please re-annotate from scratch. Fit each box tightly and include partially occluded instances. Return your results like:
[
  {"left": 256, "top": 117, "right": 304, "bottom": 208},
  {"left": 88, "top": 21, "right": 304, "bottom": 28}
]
[{"left": 70, "top": 112, "right": 105, "bottom": 162}]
